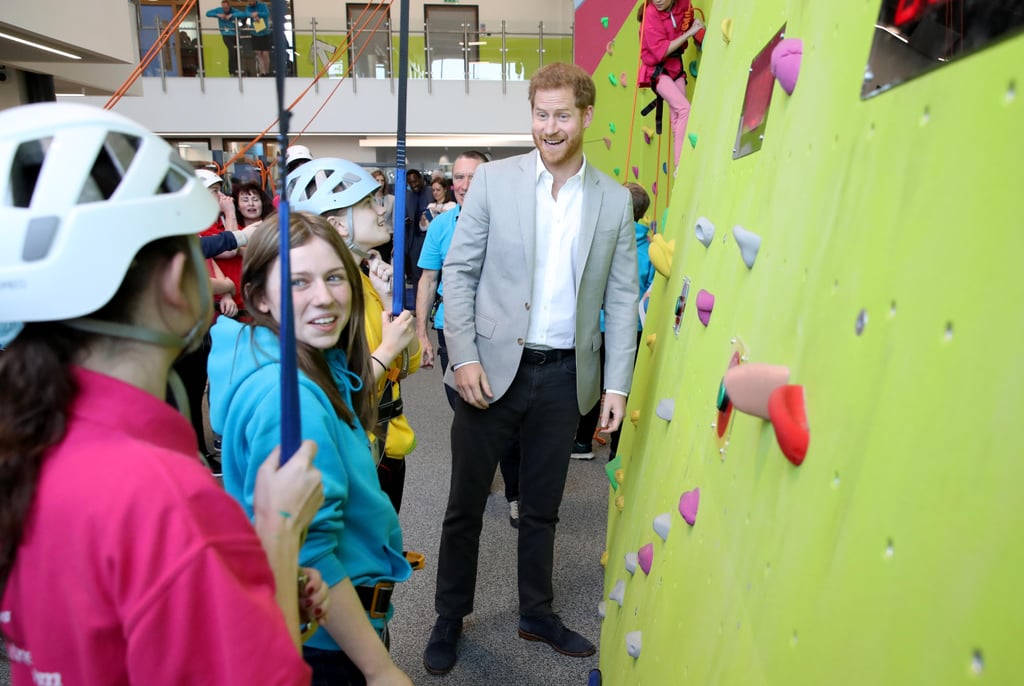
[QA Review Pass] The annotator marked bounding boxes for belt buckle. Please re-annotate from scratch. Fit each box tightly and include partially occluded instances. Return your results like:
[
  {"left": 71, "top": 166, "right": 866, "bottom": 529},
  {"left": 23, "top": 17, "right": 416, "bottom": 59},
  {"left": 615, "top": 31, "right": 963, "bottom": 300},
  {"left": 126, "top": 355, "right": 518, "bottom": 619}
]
[{"left": 369, "top": 581, "right": 395, "bottom": 619}]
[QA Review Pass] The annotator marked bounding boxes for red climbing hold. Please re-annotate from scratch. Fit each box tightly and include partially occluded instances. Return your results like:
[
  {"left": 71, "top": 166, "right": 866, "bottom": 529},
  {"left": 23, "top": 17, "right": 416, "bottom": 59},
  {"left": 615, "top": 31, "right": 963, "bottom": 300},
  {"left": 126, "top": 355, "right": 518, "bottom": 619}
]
[{"left": 768, "top": 385, "right": 810, "bottom": 466}]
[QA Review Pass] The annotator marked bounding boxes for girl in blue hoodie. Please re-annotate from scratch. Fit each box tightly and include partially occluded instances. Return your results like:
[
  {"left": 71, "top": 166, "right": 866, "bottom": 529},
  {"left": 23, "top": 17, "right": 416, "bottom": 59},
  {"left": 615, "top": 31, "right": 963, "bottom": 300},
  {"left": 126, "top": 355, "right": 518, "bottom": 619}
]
[{"left": 208, "top": 212, "right": 413, "bottom": 686}]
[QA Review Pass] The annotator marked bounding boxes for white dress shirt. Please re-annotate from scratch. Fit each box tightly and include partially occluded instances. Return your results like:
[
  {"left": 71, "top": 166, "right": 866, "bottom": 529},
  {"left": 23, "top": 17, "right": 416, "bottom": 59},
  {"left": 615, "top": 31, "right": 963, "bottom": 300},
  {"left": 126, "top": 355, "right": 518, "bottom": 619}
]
[{"left": 525, "top": 155, "right": 587, "bottom": 349}]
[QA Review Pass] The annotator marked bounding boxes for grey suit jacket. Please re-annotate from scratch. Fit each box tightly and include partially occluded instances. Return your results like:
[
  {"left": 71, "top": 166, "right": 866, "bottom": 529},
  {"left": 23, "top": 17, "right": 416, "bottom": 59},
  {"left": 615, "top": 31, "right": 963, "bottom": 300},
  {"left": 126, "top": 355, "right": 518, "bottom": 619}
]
[{"left": 442, "top": 150, "right": 639, "bottom": 413}]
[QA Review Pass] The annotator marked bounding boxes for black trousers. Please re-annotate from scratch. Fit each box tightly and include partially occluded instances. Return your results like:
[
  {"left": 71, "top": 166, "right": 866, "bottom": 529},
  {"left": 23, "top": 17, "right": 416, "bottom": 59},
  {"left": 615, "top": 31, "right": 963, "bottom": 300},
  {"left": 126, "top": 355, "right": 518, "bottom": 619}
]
[
  {"left": 221, "top": 34, "right": 238, "bottom": 76},
  {"left": 435, "top": 352, "right": 578, "bottom": 618},
  {"left": 438, "top": 329, "right": 520, "bottom": 502}
]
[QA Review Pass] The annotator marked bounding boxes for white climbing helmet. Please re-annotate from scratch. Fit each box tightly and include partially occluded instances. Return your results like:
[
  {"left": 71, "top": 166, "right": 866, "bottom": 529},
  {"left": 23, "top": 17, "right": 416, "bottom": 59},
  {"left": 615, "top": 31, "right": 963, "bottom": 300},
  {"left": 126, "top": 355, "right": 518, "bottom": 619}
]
[
  {"left": 285, "top": 144, "right": 313, "bottom": 166},
  {"left": 196, "top": 168, "right": 223, "bottom": 189},
  {"left": 286, "top": 157, "right": 380, "bottom": 216},
  {"left": 0, "top": 102, "right": 218, "bottom": 323}
]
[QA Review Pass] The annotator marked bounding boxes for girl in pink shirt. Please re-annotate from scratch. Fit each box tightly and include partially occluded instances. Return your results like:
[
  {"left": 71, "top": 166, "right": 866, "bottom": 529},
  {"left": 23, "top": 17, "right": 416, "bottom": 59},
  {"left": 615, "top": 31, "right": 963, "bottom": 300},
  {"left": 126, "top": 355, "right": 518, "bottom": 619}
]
[
  {"left": 638, "top": 0, "right": 706, "bottom": 168},
  {"left": 0, "top": 103, "right": 325, "bottom": 686}
]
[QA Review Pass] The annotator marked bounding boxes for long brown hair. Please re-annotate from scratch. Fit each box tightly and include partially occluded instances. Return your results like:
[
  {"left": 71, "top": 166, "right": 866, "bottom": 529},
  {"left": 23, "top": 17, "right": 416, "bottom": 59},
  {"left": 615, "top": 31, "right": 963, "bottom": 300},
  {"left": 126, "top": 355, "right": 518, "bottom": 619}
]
[
  {"left": 0, "top": 236, "right": 191, "bottom": 595},
  {"left": 241, "top": 212, "right": 376, "bottom": 430}
]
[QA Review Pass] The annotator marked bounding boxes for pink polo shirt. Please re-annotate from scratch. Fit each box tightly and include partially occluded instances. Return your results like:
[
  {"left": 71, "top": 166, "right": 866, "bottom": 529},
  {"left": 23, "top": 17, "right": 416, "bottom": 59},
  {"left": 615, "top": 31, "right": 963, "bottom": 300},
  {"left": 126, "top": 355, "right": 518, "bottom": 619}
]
[{"left": 0, "top": 367, "right": 310, "bottom": 686}]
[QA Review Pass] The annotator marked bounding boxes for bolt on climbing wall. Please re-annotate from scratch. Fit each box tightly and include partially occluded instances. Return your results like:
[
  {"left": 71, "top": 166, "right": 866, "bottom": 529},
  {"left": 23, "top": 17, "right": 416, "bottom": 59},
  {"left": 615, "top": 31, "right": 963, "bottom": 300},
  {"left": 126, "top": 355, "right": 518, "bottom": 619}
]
[{"left": 583, "top": 0, "right": 1024, "bottom": 683}]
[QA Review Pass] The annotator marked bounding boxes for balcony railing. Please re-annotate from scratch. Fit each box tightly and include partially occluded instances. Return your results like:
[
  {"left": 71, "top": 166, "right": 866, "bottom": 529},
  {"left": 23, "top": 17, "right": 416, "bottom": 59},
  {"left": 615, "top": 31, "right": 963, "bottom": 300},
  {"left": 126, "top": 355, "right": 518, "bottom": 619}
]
[{"left": 145, "top": 15, "right": 573, "bottom": 94}]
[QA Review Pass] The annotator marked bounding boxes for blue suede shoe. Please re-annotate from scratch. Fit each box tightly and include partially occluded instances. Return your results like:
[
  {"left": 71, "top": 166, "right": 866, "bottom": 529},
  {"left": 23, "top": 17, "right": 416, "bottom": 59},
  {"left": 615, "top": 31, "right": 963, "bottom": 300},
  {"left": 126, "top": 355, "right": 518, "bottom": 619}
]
[
  {"left": 518, "top": 614, "right": 595, "bottom": 657},
  {"left": 424, "top": 616, "right": 463, "bottom": 675}
]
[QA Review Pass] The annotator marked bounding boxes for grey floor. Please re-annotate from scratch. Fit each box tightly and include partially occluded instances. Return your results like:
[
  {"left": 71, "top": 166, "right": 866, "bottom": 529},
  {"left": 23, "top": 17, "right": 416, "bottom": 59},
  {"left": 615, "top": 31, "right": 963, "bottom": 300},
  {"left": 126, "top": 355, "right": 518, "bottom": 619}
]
[{"left": 0, "top": 333, "right": 611, "bottom": 686}]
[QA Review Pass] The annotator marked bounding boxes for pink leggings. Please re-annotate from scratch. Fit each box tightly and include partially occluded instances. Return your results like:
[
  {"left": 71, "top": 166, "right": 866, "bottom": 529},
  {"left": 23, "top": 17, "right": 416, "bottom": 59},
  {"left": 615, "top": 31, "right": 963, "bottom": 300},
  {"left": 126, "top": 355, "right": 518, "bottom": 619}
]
[{"left": 655, "top": 73, "right": 691, "bottom": 167}]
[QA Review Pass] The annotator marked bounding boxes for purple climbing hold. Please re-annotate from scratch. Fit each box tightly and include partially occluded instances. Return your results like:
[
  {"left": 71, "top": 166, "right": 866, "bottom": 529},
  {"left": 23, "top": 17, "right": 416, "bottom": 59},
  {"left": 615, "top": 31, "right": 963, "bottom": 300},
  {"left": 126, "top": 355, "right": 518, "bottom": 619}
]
[
  {"left": 632, "top": 165, "right": 640, "bottom": 180},
  {"left": 679, "top": 487, "right": 700, "bottom": 526},
  {"left": 652, "top": 181, "right": 658, "bottom": 196},
  {"left": 638, "top": 543, "right": 654, "bottom": 575},
  {"left": 696, "top": 289, "right": 715, "bottom": 326},
  {"left": 771, "top": 38, "right": 803, "bottom": 95}
]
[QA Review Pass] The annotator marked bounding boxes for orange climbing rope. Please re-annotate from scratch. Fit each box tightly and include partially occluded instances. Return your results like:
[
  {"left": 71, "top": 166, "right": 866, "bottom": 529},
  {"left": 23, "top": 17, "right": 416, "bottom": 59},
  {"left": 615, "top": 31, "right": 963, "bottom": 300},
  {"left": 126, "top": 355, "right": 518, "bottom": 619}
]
[
  {"left": 218, "top": 0, "right": 394, "bottom": 175},
  {"left": 623, "top": 1, "right": 650, "bottom": 180},
  {"left": 105, "top": 0, "right": 198, "bottom": 110}
]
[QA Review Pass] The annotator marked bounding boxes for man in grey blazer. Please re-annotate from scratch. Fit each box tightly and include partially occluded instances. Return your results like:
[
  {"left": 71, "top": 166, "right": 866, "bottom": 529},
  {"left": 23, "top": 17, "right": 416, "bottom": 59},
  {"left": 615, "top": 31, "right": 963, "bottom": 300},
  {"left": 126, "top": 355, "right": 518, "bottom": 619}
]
[{"left": 423, "top": 62, "right": 640, "bottom": 676}]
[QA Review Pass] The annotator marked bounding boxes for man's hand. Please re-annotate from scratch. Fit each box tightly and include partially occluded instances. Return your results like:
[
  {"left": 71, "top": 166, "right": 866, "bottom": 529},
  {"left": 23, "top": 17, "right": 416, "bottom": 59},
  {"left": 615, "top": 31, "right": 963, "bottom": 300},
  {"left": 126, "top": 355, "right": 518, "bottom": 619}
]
[
  {"left": 454, "top": 362, "right": 492, "bottom": 409},
  {"left": 418, "top": 333, "right": 435, "bottom": 369},
  {"left": 600, "top": 393, "right": 627, "bottom": 434}
]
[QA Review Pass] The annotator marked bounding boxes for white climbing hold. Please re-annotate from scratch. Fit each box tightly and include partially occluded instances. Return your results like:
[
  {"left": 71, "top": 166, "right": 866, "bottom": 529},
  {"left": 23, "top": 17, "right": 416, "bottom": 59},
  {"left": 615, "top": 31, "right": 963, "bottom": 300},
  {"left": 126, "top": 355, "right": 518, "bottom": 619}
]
[
  {"left": 624, "top": 551, "right": 639, "bottom": 575},
  {"left": 695, "top": 216, "right": 715, "bottom": 248},
  {"left": 609, "top": 579, "right": 626, "bottom": 607},
  {"left": 732, "top": 225, "right": 761, "bottom": 269},
  {"left": 653, "top": 513, "right": 672, "bottom": 541},
  {"left": 626, "top": 631, "right": 643, "bottom": 658},
  {"left": 598, "top": 600, "right": 607, "bottom": 618},
  {"left": 656, "top": 398, "right": 675, "bottom": 422}
]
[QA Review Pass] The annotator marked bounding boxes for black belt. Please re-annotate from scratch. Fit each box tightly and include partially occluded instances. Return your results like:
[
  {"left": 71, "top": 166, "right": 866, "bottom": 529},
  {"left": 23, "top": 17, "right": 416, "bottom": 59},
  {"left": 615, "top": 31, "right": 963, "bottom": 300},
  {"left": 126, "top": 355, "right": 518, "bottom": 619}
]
[
  {"left": 521, "top": 347, "right": 574, "bottom": 365},
  {"left": 355, "top": 581, "right": 395, "bottom": 619}
]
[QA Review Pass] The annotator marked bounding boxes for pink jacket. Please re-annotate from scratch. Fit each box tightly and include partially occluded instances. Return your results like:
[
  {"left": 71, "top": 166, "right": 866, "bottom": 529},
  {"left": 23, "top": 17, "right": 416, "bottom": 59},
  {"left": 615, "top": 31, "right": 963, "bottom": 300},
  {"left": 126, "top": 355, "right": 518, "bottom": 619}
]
[{"left": 638, "top": 0, "right": 694, "bottom": 86}]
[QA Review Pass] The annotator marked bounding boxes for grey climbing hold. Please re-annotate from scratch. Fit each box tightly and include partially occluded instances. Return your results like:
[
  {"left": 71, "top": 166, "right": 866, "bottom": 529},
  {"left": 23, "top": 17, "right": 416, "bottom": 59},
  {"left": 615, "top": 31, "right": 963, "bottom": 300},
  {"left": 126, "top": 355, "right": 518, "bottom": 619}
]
[
  {"left": 626, "top": 631, "right": 643, "bottom": 658},
  {"left": 653, "top": 513, "right": 672, "bottom": 541},
  {"left": 696, "top": 216, "right": 715, "bottom": 248},
  {"left": 656, "top": 398, "right": 675, "bottom": 422},
  {"left": 609, "top": 579, "right": 626, "bottom": 607},
  {"left": 732, "top": 225, "right": 762, "bottom": 269}
]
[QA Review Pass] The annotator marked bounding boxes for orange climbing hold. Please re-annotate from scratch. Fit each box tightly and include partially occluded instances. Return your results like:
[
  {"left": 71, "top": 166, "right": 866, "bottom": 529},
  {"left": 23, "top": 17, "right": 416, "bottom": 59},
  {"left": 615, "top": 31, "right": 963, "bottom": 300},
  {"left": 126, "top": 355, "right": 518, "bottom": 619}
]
[{"left": 768, "top": 385, "right": 810, "bottom": 466}]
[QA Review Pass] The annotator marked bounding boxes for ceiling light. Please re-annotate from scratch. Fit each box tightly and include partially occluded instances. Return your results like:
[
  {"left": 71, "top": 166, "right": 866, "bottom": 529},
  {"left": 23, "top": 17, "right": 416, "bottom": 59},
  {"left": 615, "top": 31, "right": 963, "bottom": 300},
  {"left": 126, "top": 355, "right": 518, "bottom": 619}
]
[{"left": 0, "top": 31, "right": 81, "bottom": 59}]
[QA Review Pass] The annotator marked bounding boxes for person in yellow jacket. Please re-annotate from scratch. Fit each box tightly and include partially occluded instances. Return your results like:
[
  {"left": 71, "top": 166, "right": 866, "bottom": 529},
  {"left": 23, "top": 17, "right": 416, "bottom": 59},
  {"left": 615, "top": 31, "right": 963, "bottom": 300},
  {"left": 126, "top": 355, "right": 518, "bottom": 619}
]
[{"left": 288, "top": 157, "right": 421, "bottom": 512}]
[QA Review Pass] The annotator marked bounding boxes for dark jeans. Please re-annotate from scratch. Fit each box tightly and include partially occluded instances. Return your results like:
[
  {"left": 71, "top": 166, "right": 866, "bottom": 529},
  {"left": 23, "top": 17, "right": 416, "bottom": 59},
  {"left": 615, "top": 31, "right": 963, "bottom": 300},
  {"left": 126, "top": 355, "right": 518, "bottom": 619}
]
[
  {"left": 435, "top": 352, "right": 578, "bottom": 618},
  {"left": 171, "top": 332, "right": 212, "bottom": 455},
  {"left": 303, "top": 625, "right": 389, "bottom": 686},
  {"left": 221, "top": 34, "right": 238, "bottom": 76},
  {"left": 376, "top": 454, "right": 406, "bottom": 514},
  {"left": 437, "top": 329, "right": 520, "bottom": 502}
]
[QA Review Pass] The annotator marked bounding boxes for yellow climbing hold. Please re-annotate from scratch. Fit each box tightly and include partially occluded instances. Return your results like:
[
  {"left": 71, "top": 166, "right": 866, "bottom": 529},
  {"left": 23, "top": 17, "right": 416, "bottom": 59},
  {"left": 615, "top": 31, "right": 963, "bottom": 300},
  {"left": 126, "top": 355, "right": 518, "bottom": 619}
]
[
  {"left": 600, "top": 550, "right": 609, "bottom": 567},
  {"left": 722, "top": 17, "right": 733, "bottom": 44},
  {"left": 615, "top": 494, "right": 626, "bottom": 512},
  {"left": 630, "top": 410, "right": 641, "bottom": 427},
  {"left": 646, "top": 333, "right": 657, "bottom": 351},
  {"left": 649, "top": 234, "right": 676, "bottom": 278},
  {"left": 614, "top": 469, "right": 625, "bottom": 485}
]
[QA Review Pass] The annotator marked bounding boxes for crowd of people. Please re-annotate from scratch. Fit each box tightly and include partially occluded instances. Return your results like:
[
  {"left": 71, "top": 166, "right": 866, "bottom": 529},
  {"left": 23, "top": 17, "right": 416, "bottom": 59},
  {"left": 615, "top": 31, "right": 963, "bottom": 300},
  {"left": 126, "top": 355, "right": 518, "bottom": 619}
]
[{"left": 0, "top": 62, "right": 655, "bottom": 685}]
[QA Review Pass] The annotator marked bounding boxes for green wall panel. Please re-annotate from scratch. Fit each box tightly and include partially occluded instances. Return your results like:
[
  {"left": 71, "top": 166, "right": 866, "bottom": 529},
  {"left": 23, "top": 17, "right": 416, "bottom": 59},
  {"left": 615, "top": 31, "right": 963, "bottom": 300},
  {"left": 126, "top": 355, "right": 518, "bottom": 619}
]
[{"left": 583, "top": 1, "right": 1024, "bottom": 684}]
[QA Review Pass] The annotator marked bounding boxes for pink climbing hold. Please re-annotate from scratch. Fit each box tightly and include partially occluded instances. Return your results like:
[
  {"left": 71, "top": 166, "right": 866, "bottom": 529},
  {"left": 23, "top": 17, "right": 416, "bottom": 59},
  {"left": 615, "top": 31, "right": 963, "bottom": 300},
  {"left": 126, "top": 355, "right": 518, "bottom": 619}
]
[
  {"left": 603, "top": 137, "right": 612, "bottom": 150},
  {"left": 723, "top": 363, "right": 790, "bottom": 420},
  {"left": 651, "top": 181, "right": 658, "bottom": 196},
  {"left": 643, "top": 131, "right": 652, "bottom": 145},
  {"left": 632, "top": 165, "right": 640, "bottom": 179},
  {"left": 696, "top": 289, "right": 714, "bottom": 326},
  {"left": 770, "top": 38, "right": 803, "bottom": 95},
  {"left": 678, "top": 487, "right": 700, "bottom": 526},
  {"left": 638, "top": 543, "right": 654, "bottom": 575}
]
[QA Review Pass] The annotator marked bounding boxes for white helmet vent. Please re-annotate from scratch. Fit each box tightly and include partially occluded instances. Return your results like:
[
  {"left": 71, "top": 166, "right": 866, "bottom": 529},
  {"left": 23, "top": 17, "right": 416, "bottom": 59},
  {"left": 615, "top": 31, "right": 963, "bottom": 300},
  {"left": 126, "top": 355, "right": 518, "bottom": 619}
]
[{"left": 77, "top": 133, "right": 140, "bottom": 203}]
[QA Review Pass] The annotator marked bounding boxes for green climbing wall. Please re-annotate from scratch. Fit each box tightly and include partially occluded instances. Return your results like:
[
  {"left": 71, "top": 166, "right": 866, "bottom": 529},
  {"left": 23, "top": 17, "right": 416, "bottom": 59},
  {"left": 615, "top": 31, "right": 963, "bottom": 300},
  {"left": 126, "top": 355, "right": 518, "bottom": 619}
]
[{"left": 582, "top": 1, "right": 1024, "bottom": 684}]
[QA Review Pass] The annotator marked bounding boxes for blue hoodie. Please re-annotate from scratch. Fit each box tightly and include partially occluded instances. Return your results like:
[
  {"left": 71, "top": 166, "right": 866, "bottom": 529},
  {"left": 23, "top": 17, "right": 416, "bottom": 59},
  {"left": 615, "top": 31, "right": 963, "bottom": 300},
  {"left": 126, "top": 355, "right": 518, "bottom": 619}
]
[{"left": 207, "top": 317, "right": 411, "bottom": 649}]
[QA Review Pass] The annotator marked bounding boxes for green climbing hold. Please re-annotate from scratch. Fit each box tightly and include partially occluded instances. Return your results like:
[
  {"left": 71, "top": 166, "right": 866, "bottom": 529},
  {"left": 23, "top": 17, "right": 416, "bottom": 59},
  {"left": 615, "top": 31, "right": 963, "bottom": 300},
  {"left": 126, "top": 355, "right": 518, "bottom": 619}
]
[
  {"left": 608, "top": 73, "right": 619, "bottom": 87},
  {"left": 601, "top": 16, "right": 609, "bottom": 29},
  {"left": 689, "top": 60, "right": 699, "bottom": 78},
  {"left": 613, "top": 167, "right": 621, "bottom": 176},
  {"left": 688, "top": 133, "right": 698, "bottom": 148},
  {"left": 605, "top": 454, "right": 624, "bottom": 490},
  {"left": 609, "top": 122, "right": 617, "bottom": 134}
]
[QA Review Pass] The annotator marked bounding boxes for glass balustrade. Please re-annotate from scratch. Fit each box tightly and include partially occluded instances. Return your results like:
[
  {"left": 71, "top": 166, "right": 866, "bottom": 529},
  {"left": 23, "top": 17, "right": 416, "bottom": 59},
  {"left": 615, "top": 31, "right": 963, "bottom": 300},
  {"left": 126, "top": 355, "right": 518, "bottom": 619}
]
[{"left": 142, "top": 14, "right": 572, "bottom": 86}]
